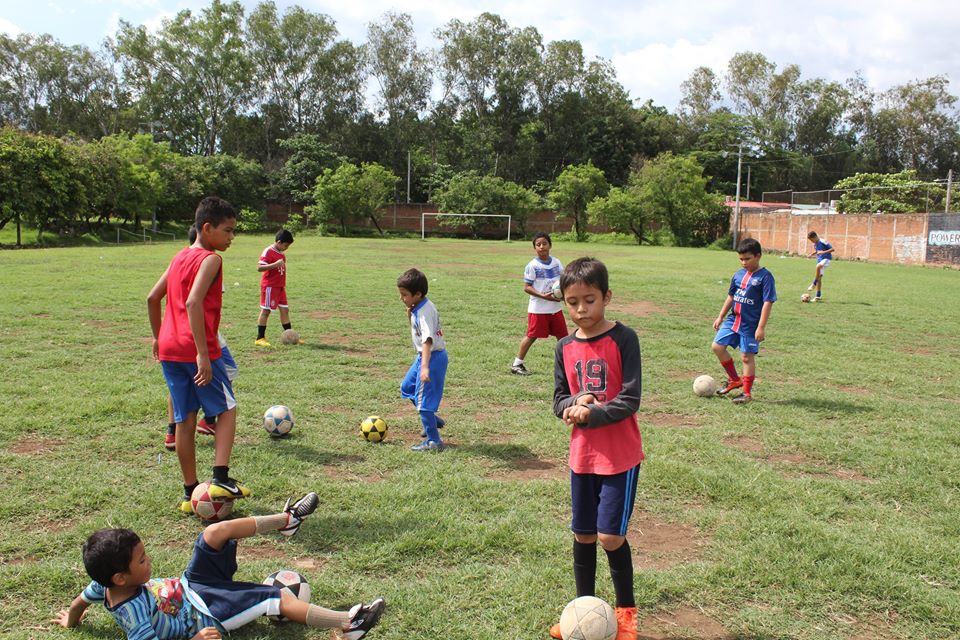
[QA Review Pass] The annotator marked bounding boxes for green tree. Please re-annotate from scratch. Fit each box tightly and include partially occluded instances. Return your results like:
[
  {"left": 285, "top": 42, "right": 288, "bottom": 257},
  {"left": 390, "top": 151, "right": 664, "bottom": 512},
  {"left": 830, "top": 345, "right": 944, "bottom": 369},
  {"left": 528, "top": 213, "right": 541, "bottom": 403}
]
[
  {"left": 274, "top": 133, "right": 346, "bottom": 203},
  {"left": 547, "top": 162, "right": 609, "bottom": 241},
  {"left": 633, "top": 152, "right": 726, "bottom": 246},
  {"left": 307, "top": 162, "right": 399, "bottom": 235},
  {"left": 833, "top": 170, "right": 943, "bottom": 213},
  {"left": 587, "top": 186, "right": 648, "bottom": 245},
  {"left": 432, "top": 171, "right": 539, "bottom": 237}
]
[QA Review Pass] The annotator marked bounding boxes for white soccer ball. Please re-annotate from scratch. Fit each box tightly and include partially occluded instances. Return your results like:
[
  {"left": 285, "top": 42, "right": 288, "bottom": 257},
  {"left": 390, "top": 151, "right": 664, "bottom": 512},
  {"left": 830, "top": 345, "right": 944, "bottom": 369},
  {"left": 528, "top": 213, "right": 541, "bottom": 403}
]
[
  {"left": 552, "top": 280, "right": 563, "bottom": 301},
  {"left": 262, "top": 570, "right": 311, "bottom": 622},
  {"left": 559, "top": 596, "right": 618, "bottom": 640},
  {"left": 263, "top": 405, "right": 294, "bottom": 437},
  {"left": 693, "top": 374, "right": 719, "bottom": 397},
  {"left": 800, "top": 293, "right": 811, "bottom": 303}
]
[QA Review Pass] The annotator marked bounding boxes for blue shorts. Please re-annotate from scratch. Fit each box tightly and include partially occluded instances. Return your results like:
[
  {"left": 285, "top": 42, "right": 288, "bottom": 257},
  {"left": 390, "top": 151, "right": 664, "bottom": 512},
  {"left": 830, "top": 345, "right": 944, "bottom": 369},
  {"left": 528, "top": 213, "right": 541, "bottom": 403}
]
[
  {"left": 400, "top": 349, "right": 448, "bottom": 413},
  {"left": 570, "top": 464, "right": 641, "bottom": 536},
  {"left": 713, "top": 316, "right": 760, "bottom": 354},
  {"left": 162, "top": 358, "right": 237, "bottom": 424},
  {"left": 218, "top": 336, "right": 238, "bottom": 381},
  {"left": 183, "top": 534, "right": 281, "bottom": 631}
]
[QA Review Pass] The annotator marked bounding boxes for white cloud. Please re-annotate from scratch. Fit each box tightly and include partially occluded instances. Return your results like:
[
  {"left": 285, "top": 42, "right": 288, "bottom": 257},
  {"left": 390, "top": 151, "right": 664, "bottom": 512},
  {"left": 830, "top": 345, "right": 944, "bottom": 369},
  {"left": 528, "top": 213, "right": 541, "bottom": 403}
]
[{"left": 0, "top": 18, "right": 23, "bottom": 37}]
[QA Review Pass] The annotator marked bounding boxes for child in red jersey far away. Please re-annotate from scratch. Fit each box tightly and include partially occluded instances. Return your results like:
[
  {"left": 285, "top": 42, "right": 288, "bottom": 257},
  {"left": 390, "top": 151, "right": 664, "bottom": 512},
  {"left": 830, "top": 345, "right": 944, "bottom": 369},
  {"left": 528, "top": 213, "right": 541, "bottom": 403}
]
[
  {"left": 511, "top": 232, "right": 567, "bottom": 376},
  {"left": 256, "top": 229, "right": 298, "bottom": 346},
  {"left": 52, "top": 493, "right": 386, "bottom": 640},
  {"left": 550, "top": 257, "right": 643, "bottom": 640},
  {"left": 147, "top": 197, "right": 249, "bottom": 513},
  {"left": 711, "top": 238, "right": 777, "bottom": 404}
]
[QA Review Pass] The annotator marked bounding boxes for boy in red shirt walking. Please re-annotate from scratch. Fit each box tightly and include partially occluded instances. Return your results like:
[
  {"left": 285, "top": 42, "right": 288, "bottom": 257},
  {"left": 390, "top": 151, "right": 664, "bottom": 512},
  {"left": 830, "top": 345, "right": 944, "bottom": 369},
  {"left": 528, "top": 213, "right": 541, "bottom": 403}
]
[
  {"left": 147, "top": 197, "right": 249, "bottom": 513},
  {"left": 256, "top": 229, "right": 297, "bottom": 346},
  {"left": 550, "top": 257, "right": 643, "bottom": 640}
]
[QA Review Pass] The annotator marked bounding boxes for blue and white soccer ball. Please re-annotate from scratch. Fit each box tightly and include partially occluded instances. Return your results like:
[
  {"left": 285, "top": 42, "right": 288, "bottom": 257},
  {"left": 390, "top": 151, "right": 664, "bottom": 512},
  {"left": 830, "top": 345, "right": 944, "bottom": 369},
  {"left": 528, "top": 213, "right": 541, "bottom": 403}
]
[{"left": 263, "top": 405, "right": 294, "bottom": 437}]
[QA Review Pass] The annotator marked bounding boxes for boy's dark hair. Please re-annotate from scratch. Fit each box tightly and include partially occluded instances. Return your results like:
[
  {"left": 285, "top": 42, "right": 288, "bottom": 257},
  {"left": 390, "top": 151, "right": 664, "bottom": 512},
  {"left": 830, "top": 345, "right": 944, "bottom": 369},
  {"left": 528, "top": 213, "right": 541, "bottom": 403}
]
[
  {"left": 737, "top": 238, "right": 762, "bottom": 255},
  {"left": 807, "top": 230, "right": 819, "bottom": 240},
  {"left": 397, "top": 268, "right": 428, "bottom": 296},
  {"left": 82, "top": 528, "right": 141, "bottom": 586},
  {"left": 195, "top": 196, "right": 237, "bottom": 230},
  {"left": 187, "top": 225, "right": 198, "bottom": 244},
  {"left": 276, "top": 229, "right": 294, "bottom": 244},
  {"left": 532, "top": 231, "right": 552, "bottom": 247},
  {"left": 560, "top": 257, "right": 608, "bottom": 296}
]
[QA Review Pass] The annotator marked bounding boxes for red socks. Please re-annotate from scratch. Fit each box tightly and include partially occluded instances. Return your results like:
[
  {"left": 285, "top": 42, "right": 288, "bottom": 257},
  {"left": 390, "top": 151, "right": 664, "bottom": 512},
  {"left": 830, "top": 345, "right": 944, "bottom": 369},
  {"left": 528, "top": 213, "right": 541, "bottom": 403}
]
[
  {"left": 721, "top": 359, "right": 740, "bottom": 381},
  {"left": 743, "top": 375, "right": 755, "bottom": 396}
]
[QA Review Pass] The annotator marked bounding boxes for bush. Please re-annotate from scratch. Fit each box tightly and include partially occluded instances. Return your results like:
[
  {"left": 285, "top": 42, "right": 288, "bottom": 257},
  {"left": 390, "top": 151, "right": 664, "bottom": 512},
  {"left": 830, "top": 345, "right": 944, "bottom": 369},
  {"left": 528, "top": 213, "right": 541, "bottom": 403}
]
[
  {"left": 707, "top": 233, "right": 734, "bottom": 251},
  {"left": 236, "top": 208, "right": 265, "bottom": 233}
]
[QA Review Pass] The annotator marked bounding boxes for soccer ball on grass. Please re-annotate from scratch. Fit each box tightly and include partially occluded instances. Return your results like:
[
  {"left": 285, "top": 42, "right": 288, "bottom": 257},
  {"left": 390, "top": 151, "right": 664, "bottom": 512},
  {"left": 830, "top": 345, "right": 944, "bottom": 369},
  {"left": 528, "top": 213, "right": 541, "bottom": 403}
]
[
  {"left": 800, "top": 293, "right": 811, "bottom": 303},
  {"left": 559, "top": 596, "right": 618, "bottom": 640},
  {"left": 263, "top": 405, "right": 294, "bottom": 437},
  {"left": 280, "top": 329, "right": 300, "bottom": 345},
  {"left": 190, "top": 481, "right": 234, "bottom": 522},
  {"left": 693, "top": 374, "right": 719, "bottom": 397},
  {"left": 262, "top": 570, "right": 311, "bottom": 622},
  {"left": 360, "top": 416, "right": 388, "bottom": 442}
]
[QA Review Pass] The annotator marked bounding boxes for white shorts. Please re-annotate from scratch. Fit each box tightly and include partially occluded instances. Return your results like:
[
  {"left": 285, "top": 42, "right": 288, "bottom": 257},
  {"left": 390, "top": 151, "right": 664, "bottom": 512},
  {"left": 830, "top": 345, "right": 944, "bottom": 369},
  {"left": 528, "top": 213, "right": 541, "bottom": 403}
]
[{"left": 816, "top": 258, "right": 831, "bottom": 270}]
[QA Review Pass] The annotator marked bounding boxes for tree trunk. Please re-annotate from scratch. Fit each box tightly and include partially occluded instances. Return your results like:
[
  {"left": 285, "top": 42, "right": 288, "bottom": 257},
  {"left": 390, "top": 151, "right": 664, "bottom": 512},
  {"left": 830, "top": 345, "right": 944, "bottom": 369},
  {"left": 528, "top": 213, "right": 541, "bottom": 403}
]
[{"left": 369, "top": 214, "right": 384, "bottom": 236}]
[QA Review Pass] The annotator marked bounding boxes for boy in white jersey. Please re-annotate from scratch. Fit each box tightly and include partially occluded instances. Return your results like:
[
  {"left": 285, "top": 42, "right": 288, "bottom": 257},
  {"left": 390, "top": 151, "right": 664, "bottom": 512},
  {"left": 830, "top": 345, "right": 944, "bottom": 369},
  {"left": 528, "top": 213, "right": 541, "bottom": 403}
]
[
  {"left": 511, "top": 232, "right": 568, "bottom": 375},
  {"left": 397, "top": 268, "right": 448, "bottom": 452}
]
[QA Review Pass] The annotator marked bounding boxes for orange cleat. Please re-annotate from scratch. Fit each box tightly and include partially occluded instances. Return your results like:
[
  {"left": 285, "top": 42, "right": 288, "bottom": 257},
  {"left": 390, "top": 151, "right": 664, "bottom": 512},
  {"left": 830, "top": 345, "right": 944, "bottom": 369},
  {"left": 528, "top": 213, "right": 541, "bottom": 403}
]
[
  {"left": 716, "top": 378, "right": 743, "bottom": 396},
  {"left": 615, "top": 606, "right": 638, "bottom": 640}
]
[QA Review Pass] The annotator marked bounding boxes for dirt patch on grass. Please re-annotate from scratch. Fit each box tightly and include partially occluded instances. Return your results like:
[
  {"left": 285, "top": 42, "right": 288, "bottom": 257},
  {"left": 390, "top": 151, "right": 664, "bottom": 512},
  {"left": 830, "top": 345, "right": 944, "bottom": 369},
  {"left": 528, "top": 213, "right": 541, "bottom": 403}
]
[
  {"left": 847, "top": 612, "right": 902, "bottom": 640},
  {"left": 628, "top": 514, "right": 709, "bottom": 570},
  {"left": 837, "top": 385, "right": 874, "bottom": 396},
  {"left": 609, "top": 300, "right": 668, "bottom": 317},
  {"left": 723, "top": 434, "right": 763, "bottom": 453},
  {"left": 723, "top": 435, "right": 869, "bottom": 481},
  {"left": 667, "top": 370, "right": 704, "bottom": 382},
  {"left": 638, "top": 606, "right": 733, "bottom": 639},
  {"left": 306, "top": 310, "right": 362, "bottom": 321},
  {"left": 9, "top": 436, "right": 66, "bottom": 455},
  {"left": 897, "top": 345, "right": 931, "bottom": 356},
  {"left": 642, "top": 412, "right": 702, "bottom": 429}
]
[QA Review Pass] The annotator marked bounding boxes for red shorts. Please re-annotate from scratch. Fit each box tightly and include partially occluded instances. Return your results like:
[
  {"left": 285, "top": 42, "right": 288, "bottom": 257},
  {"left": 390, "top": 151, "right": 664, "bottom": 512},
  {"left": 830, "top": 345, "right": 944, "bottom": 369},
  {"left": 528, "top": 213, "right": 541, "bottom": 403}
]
[
  {"left": 526, "top": 311, "right": 568, "bottom": 339},
  {"left": 260, "top": 286, "right": 287, "bottom": 310}
]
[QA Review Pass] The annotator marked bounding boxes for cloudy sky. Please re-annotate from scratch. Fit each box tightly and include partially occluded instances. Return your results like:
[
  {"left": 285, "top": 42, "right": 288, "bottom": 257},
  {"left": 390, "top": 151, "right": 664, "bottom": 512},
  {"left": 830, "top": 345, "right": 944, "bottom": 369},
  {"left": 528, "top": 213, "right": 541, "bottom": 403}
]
[{"left": 2, "top": 0, "right": 958, "bottom": 109}]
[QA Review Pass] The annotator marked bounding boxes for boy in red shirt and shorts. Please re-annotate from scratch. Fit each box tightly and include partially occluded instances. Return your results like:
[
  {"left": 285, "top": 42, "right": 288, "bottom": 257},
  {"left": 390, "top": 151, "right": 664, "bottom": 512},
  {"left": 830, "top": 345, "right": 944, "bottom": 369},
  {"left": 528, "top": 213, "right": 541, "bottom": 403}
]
[
  {"left": 147, "top": 197, "right": 249, "bottom": 513},
  {"left": 256, "top": 229, "right": 296, "bottom": 346}
]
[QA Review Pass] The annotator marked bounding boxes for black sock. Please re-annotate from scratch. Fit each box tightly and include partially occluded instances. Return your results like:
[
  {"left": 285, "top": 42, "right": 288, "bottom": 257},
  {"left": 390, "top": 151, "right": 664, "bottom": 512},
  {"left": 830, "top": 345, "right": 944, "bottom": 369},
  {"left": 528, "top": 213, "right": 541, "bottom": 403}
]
[
  {"left": 212, "top": 466, "right": 229, "bottom": 483},
  {"left": 573, "top": 540, "right": 597, "bottom": 598},
  {"left": 282, "top": 322, "right": 292, "bottom": 331},
  {"left": 203, "top": 415, "right": 216, "bottom": 426},
  {"left": 257, "top": 325, "right": 267, "bottom": 339},
  {"left": 605, "top": 541, "right": 635, "bottom": 608},
  {"left": 167, "top": 422, "right": 176, "bottom": 435},
  {"left": 183, "top": 482, "right": 199, "bottom": 499}
]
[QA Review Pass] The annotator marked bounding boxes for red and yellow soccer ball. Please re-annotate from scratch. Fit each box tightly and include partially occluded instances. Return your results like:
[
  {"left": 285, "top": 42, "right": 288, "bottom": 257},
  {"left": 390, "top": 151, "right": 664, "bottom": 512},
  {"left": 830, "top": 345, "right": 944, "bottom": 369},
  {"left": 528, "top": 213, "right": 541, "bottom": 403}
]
[{"left": 190, "top": 481, "right": 234, "bottom": 522}]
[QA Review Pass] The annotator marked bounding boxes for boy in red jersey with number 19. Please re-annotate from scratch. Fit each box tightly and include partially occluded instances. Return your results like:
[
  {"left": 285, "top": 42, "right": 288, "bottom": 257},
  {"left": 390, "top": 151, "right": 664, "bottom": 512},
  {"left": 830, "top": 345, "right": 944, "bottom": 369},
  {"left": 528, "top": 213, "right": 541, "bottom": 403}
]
[
  {"left": 147, "top": 197, "right": 250, "bottom": 513},
  {"left": 550, "top": 257, "right": 643, "bottom": 640},
  {"left": 711, "top": 238, "right": 777, "bottom": 404}
]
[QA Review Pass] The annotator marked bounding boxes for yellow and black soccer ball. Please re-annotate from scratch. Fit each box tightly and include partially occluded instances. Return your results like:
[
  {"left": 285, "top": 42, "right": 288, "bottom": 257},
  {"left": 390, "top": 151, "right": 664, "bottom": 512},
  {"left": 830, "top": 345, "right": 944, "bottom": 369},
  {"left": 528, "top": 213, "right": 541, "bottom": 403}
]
[{"left": 359, "top": 416, "right": 388, "bottom": 442}]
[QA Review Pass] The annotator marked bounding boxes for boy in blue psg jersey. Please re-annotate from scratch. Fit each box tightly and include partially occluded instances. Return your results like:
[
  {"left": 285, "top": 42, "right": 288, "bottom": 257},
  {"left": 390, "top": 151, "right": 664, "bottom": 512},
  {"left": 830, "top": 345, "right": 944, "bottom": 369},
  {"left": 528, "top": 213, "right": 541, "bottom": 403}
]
[
  {"left": 397, "top": 268, "right": 448, "bottom": 452},
  {"left": 806, "top": 230, "right": 834, "bottom": 302},
  {"left": 52, "top": 493, "right": 386, "bottom": 640},
  {"left": 711, "top": 238, "right": 777, "bottom": 404},
  {"left": 550, "top": 257, "right": 642, "bottom": 640}
]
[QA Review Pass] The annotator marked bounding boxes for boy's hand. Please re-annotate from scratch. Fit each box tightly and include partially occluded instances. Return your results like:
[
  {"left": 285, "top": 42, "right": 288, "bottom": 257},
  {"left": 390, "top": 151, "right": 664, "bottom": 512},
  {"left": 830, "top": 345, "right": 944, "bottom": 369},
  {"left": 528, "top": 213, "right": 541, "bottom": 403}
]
[
  {"left": 755, "top": 327, "right": 766, "bottom": 342},
  {"left": 51, "top": 608, "right": 85, "bottom": 628},
  {"left": 562, "top": 405, "right": 590, "bottom": 426},
  {"left": 194, "top": 355, "right": 212, "bottom": 386},
  {"left": 713, "top": 316, "right": 723, "bottom": 330},
  {"left": 419, "top": 369, "right": 430, "bottom": 383},
  {"left": 192, "top": 628, "right": 222, "bottom": 640},
  {"left": 152, "top": 338, "right": 160, "bottom": 361},
  {"left": 575, "top": 394, "right": 596, "bottom": 407}
]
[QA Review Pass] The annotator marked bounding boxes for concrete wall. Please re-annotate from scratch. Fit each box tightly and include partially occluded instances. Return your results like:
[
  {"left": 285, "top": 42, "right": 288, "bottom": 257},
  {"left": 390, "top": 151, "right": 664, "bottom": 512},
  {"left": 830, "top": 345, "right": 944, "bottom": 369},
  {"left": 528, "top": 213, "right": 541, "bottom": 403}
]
[{"left": 739, "top": 211, "right": 932, "bottom": 264}]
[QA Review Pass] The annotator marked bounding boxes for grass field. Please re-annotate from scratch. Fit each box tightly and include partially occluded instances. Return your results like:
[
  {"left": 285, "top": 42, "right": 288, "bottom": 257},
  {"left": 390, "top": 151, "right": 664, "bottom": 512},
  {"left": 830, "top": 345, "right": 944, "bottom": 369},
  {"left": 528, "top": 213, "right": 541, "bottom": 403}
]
[{"left": 2, "top": 235, "right": 960, "bottom": 640}]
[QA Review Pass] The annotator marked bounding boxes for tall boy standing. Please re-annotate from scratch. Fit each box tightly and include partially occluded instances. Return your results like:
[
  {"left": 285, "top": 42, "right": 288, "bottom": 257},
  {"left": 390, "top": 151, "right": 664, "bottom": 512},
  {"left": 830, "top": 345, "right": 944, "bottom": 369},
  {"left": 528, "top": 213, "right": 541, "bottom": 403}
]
[
  {"left": 806, "top": 230, "right": 833, "bottom": 302},
  {"left": 511, "top": 232, "right": 567, "bottom": 375},
  {"left": 256, "top": 229, "right": 297, "bottom": 346},
  {"left": 147, "top": 197, "right": 249, "bottom": 512},
  {"left": 551, "top": 257, "right": 643, "bottom": 640},
  {"left": 397, "top": 268, "right": 448, "bottom": 452},
  {"left": 711, "top": 238, "right": 777, "bottom": 404}
]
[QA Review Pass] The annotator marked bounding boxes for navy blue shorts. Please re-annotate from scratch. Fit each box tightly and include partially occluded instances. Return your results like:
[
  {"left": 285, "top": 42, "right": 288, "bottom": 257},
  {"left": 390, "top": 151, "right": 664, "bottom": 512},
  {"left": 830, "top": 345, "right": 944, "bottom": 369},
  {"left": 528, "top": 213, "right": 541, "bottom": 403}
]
[
  {"left": 570, "top": 464, "right": 641, "bottom": 536},
  {"left": 400, "top": 350, "right": 448, "bottom": 413},
  {"left": 713, "top": 316, "right": 760, "bottom": 354},
  {"left": 162, "top": 358, "right": 237, "bottom": 423},
  {"left": 183, "top": 534, "right": 281, "bottom": 630}
]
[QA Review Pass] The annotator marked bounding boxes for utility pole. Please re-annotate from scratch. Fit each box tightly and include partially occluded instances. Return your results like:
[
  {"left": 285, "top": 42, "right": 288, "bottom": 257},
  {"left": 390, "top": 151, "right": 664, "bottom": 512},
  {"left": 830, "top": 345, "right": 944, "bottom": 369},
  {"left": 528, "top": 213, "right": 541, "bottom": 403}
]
[
  {"left": 407, "top": 151, "right": 411, "bottom": 204},
  {"left": 946, "top": 168, "right": 953, "bottom": 213},
  {"left": 746, "top": 165, "right": 751, "bottom": 201},
  {"left": 733, "top": 142, "right": 743, "bottom": 250}
]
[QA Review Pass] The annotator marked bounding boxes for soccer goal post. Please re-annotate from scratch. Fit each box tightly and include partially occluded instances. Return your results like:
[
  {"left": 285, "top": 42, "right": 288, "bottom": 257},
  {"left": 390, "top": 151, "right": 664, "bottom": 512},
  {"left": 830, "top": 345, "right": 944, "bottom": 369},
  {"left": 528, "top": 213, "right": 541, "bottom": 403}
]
[{"left": 420, "top": 212, "right": 512, "bottom": 241}]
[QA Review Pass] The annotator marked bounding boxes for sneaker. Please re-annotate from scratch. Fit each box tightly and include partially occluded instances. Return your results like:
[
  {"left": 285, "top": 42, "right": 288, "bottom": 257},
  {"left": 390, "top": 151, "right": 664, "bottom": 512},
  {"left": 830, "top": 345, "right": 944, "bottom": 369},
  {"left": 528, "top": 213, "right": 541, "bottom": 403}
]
[
  {"left": 411, "top": 440, "right": 444, "bottom": 452},
  {"left": 196, "top": 417, "right": 217, "bottom": 436},
  {"left": 343, "top": 598, "right": 386, "bottom": 640},
  {"left": 813, "top": 296, "right": 823, "bottom": 303},
  {"left": 208, "top": 478, "right": 251, "bottom": 499},
  {"left": 716, "top": 378, "right": 743, "bottom": 396},
  {"left": 549, "top": 622, "right": 562, "bottom": 639},
  {"left": 615, "top": 606, "right": 638, "bottom": 640},
  {"left": 179, "top": 496, "right": 193, "bottom": 514},
  {"left": 807, "top": 283, "right": 816, "bottom": 291},
  {"left": 421, "top": 415, "right": 446, "bottom": 438},
  {"left": 731, "top": 394, "right": 753, "bottom": 404},
  {"left": 255, "top": 338, "right": 271, "bottom": 347},
  {"left": 279, "top": 492, "right": 319, "bottom": 537},
  {"left": 511, "top": 363, "right": 532, "bottom": 376},
  {"left": 164, "top": 432, "right": 176, "bottom": 452}
]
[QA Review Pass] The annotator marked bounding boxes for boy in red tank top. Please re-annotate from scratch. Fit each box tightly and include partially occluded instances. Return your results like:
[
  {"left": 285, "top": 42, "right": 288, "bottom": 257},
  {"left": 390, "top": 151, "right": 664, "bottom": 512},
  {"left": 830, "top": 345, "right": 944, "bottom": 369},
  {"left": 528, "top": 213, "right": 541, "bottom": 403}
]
[{"left": 147, "top": 197, "right": 250, "bottom": 513}]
